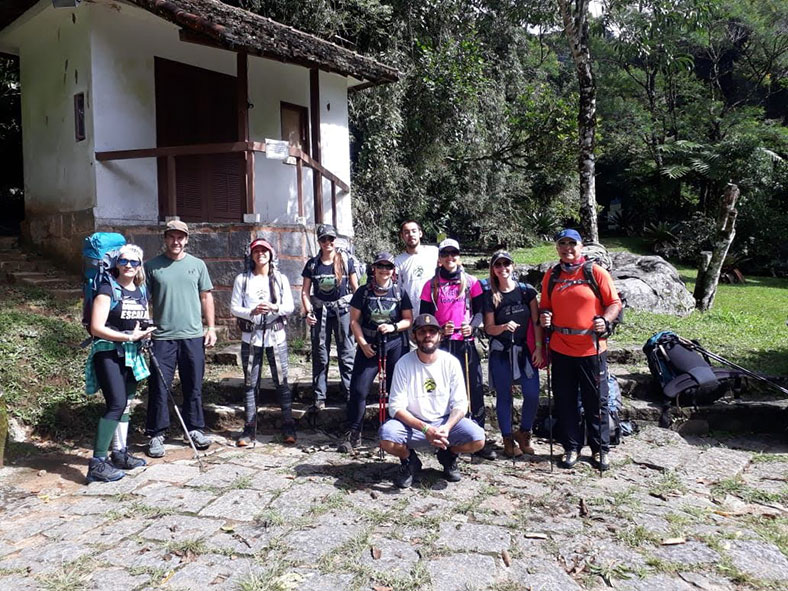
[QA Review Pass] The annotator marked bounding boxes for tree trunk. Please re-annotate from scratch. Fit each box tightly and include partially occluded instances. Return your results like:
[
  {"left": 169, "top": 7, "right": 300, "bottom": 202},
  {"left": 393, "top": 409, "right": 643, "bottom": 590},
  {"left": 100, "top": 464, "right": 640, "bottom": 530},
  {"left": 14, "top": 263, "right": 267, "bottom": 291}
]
[
  {"left": 557, "top": 0, "right": 599, "bottom": 243},
  {"left": 694, "top": 183, "right": 740, "bottom": 311}
]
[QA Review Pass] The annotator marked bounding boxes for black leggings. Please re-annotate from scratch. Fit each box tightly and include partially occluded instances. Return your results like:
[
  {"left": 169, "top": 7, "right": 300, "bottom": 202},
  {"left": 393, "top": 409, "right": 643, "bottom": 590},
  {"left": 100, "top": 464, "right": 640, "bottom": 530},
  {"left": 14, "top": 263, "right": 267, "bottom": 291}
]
[{"left": 93, "top": 349, "right": 135, "bottom": 421}]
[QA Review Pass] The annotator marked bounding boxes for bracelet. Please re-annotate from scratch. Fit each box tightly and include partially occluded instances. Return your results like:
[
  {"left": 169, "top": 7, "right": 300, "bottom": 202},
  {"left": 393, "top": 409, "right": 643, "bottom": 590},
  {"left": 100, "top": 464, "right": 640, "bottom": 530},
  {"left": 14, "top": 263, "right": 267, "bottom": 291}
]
[
  {"left": 206, "top": 327, "right": 216, "bottom": 331},
  {"left": 535, "top": 343, "right": 543, "bottom": 348},
  {"left": 421, "top": 424, "right": 430, "bottom": 435}
]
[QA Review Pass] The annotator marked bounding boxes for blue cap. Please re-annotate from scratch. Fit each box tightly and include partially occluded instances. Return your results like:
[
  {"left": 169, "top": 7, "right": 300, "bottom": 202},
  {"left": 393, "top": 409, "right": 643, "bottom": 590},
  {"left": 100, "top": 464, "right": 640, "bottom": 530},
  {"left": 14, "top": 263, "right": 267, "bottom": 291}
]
[{"left": 554, "top": 229, "right": 582, "bottom": 242}]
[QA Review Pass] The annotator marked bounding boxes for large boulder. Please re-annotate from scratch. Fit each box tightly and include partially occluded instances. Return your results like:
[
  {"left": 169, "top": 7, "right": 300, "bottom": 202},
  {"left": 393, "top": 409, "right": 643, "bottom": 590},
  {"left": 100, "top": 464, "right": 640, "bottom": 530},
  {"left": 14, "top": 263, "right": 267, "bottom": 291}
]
[
  {"left": 610, "top": 252, "right": 695, "bottom": 316},
  {"left": 514, "top": 252, "right": 695, "bottom": 317}
]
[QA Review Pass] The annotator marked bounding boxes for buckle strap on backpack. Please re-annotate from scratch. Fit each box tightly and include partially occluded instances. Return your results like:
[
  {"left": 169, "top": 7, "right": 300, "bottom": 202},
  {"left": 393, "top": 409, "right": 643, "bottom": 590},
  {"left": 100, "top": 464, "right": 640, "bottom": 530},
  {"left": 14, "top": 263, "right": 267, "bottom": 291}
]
[{"left": 551, "top": 324, "right": 595, "bottom": 336}]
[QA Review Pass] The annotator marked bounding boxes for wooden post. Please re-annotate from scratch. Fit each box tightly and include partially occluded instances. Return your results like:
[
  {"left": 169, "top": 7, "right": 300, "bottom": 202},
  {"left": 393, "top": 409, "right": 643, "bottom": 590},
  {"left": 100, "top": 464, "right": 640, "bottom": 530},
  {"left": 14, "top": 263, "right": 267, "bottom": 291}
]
[
  {"left": 237, "top": 52, "right": 254, "bottom": 216},
  {"left": 694, "top": 183, "right": 740, "bottom": 311},
  {"left": 310, "top": 68, "right": 323, "bottom": 223},
  {"left": 331, "top": 181, "right": 337, "bottom": 227},
  {"left": 296, "top": 158, "right": 304, "bottom": 218},
  {"left": 167, "top": 155, "right": 177, "bottom": 217}
]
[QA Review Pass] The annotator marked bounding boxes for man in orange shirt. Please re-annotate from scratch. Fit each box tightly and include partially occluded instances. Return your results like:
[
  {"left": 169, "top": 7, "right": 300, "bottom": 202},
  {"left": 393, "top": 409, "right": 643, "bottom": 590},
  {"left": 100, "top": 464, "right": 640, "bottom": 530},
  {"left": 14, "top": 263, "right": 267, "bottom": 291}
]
[{"left": 539, "top": 229, "right": 622, "bottom": 471}]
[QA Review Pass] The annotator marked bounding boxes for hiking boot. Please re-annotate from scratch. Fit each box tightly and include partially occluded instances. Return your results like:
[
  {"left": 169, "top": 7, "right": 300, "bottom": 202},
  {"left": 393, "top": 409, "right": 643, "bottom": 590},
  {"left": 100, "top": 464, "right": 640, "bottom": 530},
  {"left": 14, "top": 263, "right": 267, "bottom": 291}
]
[
  {"left": 188, "top": 430, "right": 211, "bottom": 450},
  {"left": 592, "top": 451, "right": 610, "bottom": 472},
  {"left": 437, "top": 448, "right": 462, "bottom": 482},
  {"left": 473, "top": 443, "right": 497, "bottom": 461},
  {"left": 282, "top": 423, "right": 297, "bottom": 445},
  {"left": 337, "top": 430, "right": 361, "bottom": 454},
  {"left": 236, "top": 423, "right": 255, "bottom": 448},
  {"left": 512, "top": 430, "right": 535, "bottom": 455},
  {"left": 503, "top": 436, "right": 523, "bottom": 458},
  {"left": 86, "top": 457, "right": 125, "bottom": 483},
  {"left": 110, "top": 448, "right": 147, "bottom": 470},
  {"left": 559, "top": 449, "right": 579, "bottom": 469},
  {"left": 146, "top": 434, "right": 166, "bottom": 458},
  {"left": 394, "top": 450, "right": 422, "bottom": 489}
]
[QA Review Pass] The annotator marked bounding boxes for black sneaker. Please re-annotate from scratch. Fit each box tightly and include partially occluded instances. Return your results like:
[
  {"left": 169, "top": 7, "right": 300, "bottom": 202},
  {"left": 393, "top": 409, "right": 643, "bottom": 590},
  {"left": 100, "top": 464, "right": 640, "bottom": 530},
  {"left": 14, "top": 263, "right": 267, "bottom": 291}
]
[
  {"left": 473, "top": 443, "right": 497, "bottom": 461},
  {"left": 110, "top": 448, "right": 147, "bottom": 470},
  {"left": 592, "top": 451, "right": 610, "bottom": 472},
  {"left": 337, "top": 430, "right": 361, "bottom": 454},
  {"left": 394, "top": 450, "right": 422, "bottom": 489},
  {"left": 86, "top": 457, "right": 125, "bottom": 483},
  {"left": 236, "top": 423, "right": 255, "bottom": 448},
  {"left": 559, "top": 450, "right": 579, "bottom": 469},
  {"left": 437, "top": 448, "right": 462, "bottom": 482}
]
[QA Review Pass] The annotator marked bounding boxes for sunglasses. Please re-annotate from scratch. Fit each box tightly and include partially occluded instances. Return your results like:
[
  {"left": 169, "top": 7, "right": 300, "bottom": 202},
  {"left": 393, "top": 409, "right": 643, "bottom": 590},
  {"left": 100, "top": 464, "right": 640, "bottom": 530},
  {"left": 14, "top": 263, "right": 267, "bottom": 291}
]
[
  {"left": 440, "top": 249, "right": 460, "bottom": 257},
  {"left": 493, "top": 260, "right": 512, "bottom": 268},
  {"left": 318, "top": 236, "right": 335, "bottom": 243},
  {"left": 118, "top": 258, "right": 141, "bottom": 268},
  {"left": 375, "top": 263, "right": 395, "bottom": 270},
  {"left": 557, "top": 240, "right": 577, "bottom": 247}
]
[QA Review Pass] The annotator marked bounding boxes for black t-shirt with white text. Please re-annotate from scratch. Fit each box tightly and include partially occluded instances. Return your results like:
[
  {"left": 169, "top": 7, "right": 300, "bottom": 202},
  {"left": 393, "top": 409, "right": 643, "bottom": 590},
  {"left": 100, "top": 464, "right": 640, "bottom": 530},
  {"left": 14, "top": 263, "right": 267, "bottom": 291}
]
[
  {"left": 482, "top": 284, "right": 536, "bottom": 347},
  {"left": 97, "top": 281, "right": 149, "bottom": 333}
]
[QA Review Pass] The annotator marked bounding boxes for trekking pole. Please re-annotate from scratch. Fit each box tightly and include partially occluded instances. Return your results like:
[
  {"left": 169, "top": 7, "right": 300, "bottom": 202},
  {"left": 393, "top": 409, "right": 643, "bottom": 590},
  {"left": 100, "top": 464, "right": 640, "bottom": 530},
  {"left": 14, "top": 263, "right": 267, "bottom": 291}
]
[
  {"left": 142, "top": 340, "right": 205, "bottom": 471},
  {"left": 545, "top": 330, "right": 553, "bottom": 473},
  {"left": 252, "top": 314, "right": 268, "bottom": 449},
  {"left": 509, "top": 343, "right": 517, "bottom": 468},
  {"left": 463, "top": 335, "right": 472, "bottom": 418},
  {"left": 678, "top": 336, "right": 788, "bottom": 396},
  {"left": 593, "top": 327, "right": 604, "bottom": 477},
  {"left": 378, "top": 332, "right": 388, "bottom": 460}
]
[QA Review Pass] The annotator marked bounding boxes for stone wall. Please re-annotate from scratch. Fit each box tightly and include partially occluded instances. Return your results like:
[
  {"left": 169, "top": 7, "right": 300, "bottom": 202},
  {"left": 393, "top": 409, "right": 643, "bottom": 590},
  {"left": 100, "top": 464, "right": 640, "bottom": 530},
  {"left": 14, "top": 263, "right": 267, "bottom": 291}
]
[
  {"left": 20, "top": 208, "right": 96, "bottom": 269},
  {"left": 118, "top": 222, "right": 319, "bottom": 339}
]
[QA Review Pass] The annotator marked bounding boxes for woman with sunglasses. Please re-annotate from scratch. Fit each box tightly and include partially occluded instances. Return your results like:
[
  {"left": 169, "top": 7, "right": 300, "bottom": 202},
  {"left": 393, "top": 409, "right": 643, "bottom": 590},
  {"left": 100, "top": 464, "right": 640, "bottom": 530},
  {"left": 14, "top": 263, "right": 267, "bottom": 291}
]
[
  {"left": 483, "top": 250, "right": 543, "bottom": 458},
  {"left": 301, "top": 224, "right": 359, "bottom": 410},
  {"left": 419, "top": 239, "right": 496, "bottom": 460},
  {"left": 338, "top": 252, "right": 413, "bottom": 453},
  {"left": 85, "top": 244, "right": 156, "bottom": 483}
]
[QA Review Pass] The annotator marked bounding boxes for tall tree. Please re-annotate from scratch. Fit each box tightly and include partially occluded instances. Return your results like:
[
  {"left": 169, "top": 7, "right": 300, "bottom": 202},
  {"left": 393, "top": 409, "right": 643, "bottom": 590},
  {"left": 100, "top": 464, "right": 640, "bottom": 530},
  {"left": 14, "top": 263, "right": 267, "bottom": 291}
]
[{"left": 557, "top": 0, "right": 599, "bottom": 242}]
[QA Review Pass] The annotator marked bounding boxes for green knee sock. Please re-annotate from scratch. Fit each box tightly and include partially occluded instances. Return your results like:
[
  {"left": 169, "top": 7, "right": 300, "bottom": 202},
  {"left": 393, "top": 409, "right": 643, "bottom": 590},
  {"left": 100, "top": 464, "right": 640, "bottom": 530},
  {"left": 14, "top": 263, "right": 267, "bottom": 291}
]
[{"left": 94, "top": 417, "right": 119, "bottom": 457}]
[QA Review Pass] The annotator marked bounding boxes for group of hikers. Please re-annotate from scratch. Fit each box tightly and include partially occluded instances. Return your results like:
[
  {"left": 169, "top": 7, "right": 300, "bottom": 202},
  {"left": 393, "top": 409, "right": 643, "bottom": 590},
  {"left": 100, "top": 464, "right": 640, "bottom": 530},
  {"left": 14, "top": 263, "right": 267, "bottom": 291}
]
[{"left": 84, "top": 219, "right": 622, "bottom": 489}]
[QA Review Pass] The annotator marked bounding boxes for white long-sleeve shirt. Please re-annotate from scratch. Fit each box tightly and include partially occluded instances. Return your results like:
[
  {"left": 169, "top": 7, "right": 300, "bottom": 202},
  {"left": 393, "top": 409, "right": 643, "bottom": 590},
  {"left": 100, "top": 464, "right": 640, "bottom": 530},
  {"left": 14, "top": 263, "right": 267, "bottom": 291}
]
[
  {"left": 388, "top": 349, "right": 468, "bottom": 422},
  {"left": 230, "top": 271, "right": 294, "bottom": 348}
]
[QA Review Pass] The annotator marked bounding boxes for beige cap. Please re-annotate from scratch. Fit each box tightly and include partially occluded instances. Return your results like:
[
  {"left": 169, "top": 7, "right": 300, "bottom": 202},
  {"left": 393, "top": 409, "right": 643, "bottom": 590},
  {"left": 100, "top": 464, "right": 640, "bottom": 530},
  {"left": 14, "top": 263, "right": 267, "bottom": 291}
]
[{"left": 164, "top": 220, "right": 189, "bottom": 235}]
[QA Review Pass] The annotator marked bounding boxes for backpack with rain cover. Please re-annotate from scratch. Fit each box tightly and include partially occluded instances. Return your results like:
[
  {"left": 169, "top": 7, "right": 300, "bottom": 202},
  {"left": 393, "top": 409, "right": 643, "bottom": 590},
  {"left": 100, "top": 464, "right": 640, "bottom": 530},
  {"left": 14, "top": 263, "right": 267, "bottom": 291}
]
[
  {"left": 81, "top": 232, "right": 127, "bottom": 338},
  {"left": 643, "top": 331, "right": 742, "bottom": 413}
]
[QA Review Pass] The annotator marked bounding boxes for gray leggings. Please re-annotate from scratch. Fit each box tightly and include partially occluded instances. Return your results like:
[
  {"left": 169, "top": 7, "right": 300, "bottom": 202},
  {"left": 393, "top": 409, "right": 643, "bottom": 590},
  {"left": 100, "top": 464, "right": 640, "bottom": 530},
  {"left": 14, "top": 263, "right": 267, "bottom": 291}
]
[{"left": 240, "top": 340, "right": 293, "bottom": 426}]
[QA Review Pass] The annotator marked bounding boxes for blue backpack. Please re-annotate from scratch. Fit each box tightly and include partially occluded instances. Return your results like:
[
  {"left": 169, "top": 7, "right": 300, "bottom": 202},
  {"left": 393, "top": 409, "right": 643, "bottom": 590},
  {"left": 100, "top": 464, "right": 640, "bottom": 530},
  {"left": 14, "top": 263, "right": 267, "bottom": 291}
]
[{"left": 81, "top": 232, "right": 127, "bottom": 334}]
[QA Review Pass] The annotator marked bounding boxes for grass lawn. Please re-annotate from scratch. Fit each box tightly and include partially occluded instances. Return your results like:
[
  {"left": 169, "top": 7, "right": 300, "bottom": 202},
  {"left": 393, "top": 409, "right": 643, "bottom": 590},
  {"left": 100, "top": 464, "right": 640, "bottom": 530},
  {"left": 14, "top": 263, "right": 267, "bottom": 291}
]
[{"left": 506, "top": 239, "right": 788, "bottom": 376}]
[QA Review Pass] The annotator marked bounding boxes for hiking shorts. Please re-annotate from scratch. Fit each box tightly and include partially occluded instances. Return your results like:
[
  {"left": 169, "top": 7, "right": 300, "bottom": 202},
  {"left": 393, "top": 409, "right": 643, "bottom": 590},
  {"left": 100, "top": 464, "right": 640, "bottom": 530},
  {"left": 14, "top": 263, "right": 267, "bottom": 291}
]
[{"left": 379, "top": 416, "right": 485, "bottom": 449}]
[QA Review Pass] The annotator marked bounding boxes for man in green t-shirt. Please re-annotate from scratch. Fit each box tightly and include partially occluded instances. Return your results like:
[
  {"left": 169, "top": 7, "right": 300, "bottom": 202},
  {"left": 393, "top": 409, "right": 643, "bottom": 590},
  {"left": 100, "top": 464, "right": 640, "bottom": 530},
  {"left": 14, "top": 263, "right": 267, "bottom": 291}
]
[{"left": 143, "top": 220, "right": 217, "bottom": 458}]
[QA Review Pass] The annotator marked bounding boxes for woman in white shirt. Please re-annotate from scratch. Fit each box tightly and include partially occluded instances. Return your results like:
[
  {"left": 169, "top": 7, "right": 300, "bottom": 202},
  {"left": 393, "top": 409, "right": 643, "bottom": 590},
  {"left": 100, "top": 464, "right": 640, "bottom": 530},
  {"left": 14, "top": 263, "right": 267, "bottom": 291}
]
[{"left": 231, "top": 238, "right": 295, "bottom": 446}]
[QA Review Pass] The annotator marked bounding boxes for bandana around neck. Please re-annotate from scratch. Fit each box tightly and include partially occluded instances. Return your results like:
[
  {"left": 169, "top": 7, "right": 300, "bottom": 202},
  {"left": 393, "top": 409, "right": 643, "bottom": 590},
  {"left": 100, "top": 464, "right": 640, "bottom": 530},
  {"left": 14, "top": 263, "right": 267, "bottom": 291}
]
[
  {"left": 560, "top": 256, "right": 586, "bottom": 274},
  {"left": 439, "top": 266, "right": 462, "bottom": 281}
]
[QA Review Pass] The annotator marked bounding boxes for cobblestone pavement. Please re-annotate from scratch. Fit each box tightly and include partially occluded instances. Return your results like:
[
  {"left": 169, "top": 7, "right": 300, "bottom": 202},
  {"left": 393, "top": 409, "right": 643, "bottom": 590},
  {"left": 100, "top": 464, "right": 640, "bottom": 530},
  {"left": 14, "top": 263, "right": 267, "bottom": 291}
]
[{"left": 0, "top": 426, "right": 786, "bottom": 591}]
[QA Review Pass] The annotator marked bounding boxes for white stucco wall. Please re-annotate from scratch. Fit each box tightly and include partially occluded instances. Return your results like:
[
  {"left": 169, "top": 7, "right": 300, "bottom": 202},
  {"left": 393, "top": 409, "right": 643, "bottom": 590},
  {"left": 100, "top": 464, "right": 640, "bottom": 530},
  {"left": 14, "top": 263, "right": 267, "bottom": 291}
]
[
  {"left": 4, "top": 0, "right": 355, "bottom": 231},
  {"left": 3, "top": 4, "right": 96, "bottom": 215}
]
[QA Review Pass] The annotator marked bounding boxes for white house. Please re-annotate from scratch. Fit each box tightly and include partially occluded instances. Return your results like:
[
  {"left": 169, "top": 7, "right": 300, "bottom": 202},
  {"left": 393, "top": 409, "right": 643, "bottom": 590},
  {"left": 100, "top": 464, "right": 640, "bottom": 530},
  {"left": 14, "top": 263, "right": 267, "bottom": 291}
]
[{"left": 0, "top": 0, "right": 398, "bottom": 325}]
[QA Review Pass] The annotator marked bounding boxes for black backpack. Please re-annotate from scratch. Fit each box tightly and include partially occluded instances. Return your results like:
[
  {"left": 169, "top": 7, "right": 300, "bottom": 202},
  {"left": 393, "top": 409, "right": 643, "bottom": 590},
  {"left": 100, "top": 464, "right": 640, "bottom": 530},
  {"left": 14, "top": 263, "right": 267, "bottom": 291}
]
[{"left": 643, "top": 331, "right": 742, "bottom": 411}]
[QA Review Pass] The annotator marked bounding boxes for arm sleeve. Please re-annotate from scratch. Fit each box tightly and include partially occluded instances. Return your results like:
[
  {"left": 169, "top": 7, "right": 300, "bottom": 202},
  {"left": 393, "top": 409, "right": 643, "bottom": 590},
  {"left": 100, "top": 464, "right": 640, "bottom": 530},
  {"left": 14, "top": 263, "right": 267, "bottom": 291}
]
[
  {"left": 593, "top": 266, "right": 622, "bottom": 308},
  {"left": 539, "top": 272, "right": 552, "bottom": 311},
  {"left": 419, "top": 282, "right": 436, "bottom": 315},
  {"left": 388, "top": 361, "right": 409, "bottom": 418},
  {"left": 197, "top": 259, "right": 214, "bottom": 292},
  {"left": 230, "top": 274, "right": 252, "bottom": 320},
  {"left": 401, "top": 291, "right": 413, "bottom": 311},
  {"left": 446, "top": 356, "right": 469, "bottom": 415},
  {"left": 276, "top": 274, "right": 295, "bottom": 316},
  {"left": 469, "top": 278, "right": 484, "bottom": 328}
]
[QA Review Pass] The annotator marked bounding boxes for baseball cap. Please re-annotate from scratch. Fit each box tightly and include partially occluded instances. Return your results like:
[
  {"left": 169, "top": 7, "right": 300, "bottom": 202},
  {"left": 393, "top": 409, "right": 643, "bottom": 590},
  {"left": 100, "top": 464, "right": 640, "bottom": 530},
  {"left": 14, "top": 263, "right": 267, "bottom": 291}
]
[
  {"left": 316, "top": 224, "right": 337, "bottom": 240},
  {"left": 490, "top": 250, "right": 513, "bottom": 266},
  {"left": 412, "top": 313, "right": 440, "bottom": 331},
  {"left": 373, "top": 252, "right": 395, "bottom": 266},
  {"left": 438, "top": 238, "right": 460, "bottom": 254},
  {"left": 554, "top": 229, "right": 582, "bottom": 243},
  {"left": 249, "top": 238, "right": 276, "bottom": 258},
  {"left": 164, "top": 219, "right": 189, "bottom": 235}
]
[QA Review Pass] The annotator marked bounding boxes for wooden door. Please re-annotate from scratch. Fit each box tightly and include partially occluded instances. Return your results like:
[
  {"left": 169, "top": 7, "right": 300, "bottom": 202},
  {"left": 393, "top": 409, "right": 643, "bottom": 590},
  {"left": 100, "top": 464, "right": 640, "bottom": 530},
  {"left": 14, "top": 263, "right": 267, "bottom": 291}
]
[
  {"left": 155, "top": 57, "right": 243, "bottom": 222},
  {"left": 281, "top": 102, "right": 309, "bottom": 155}
]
